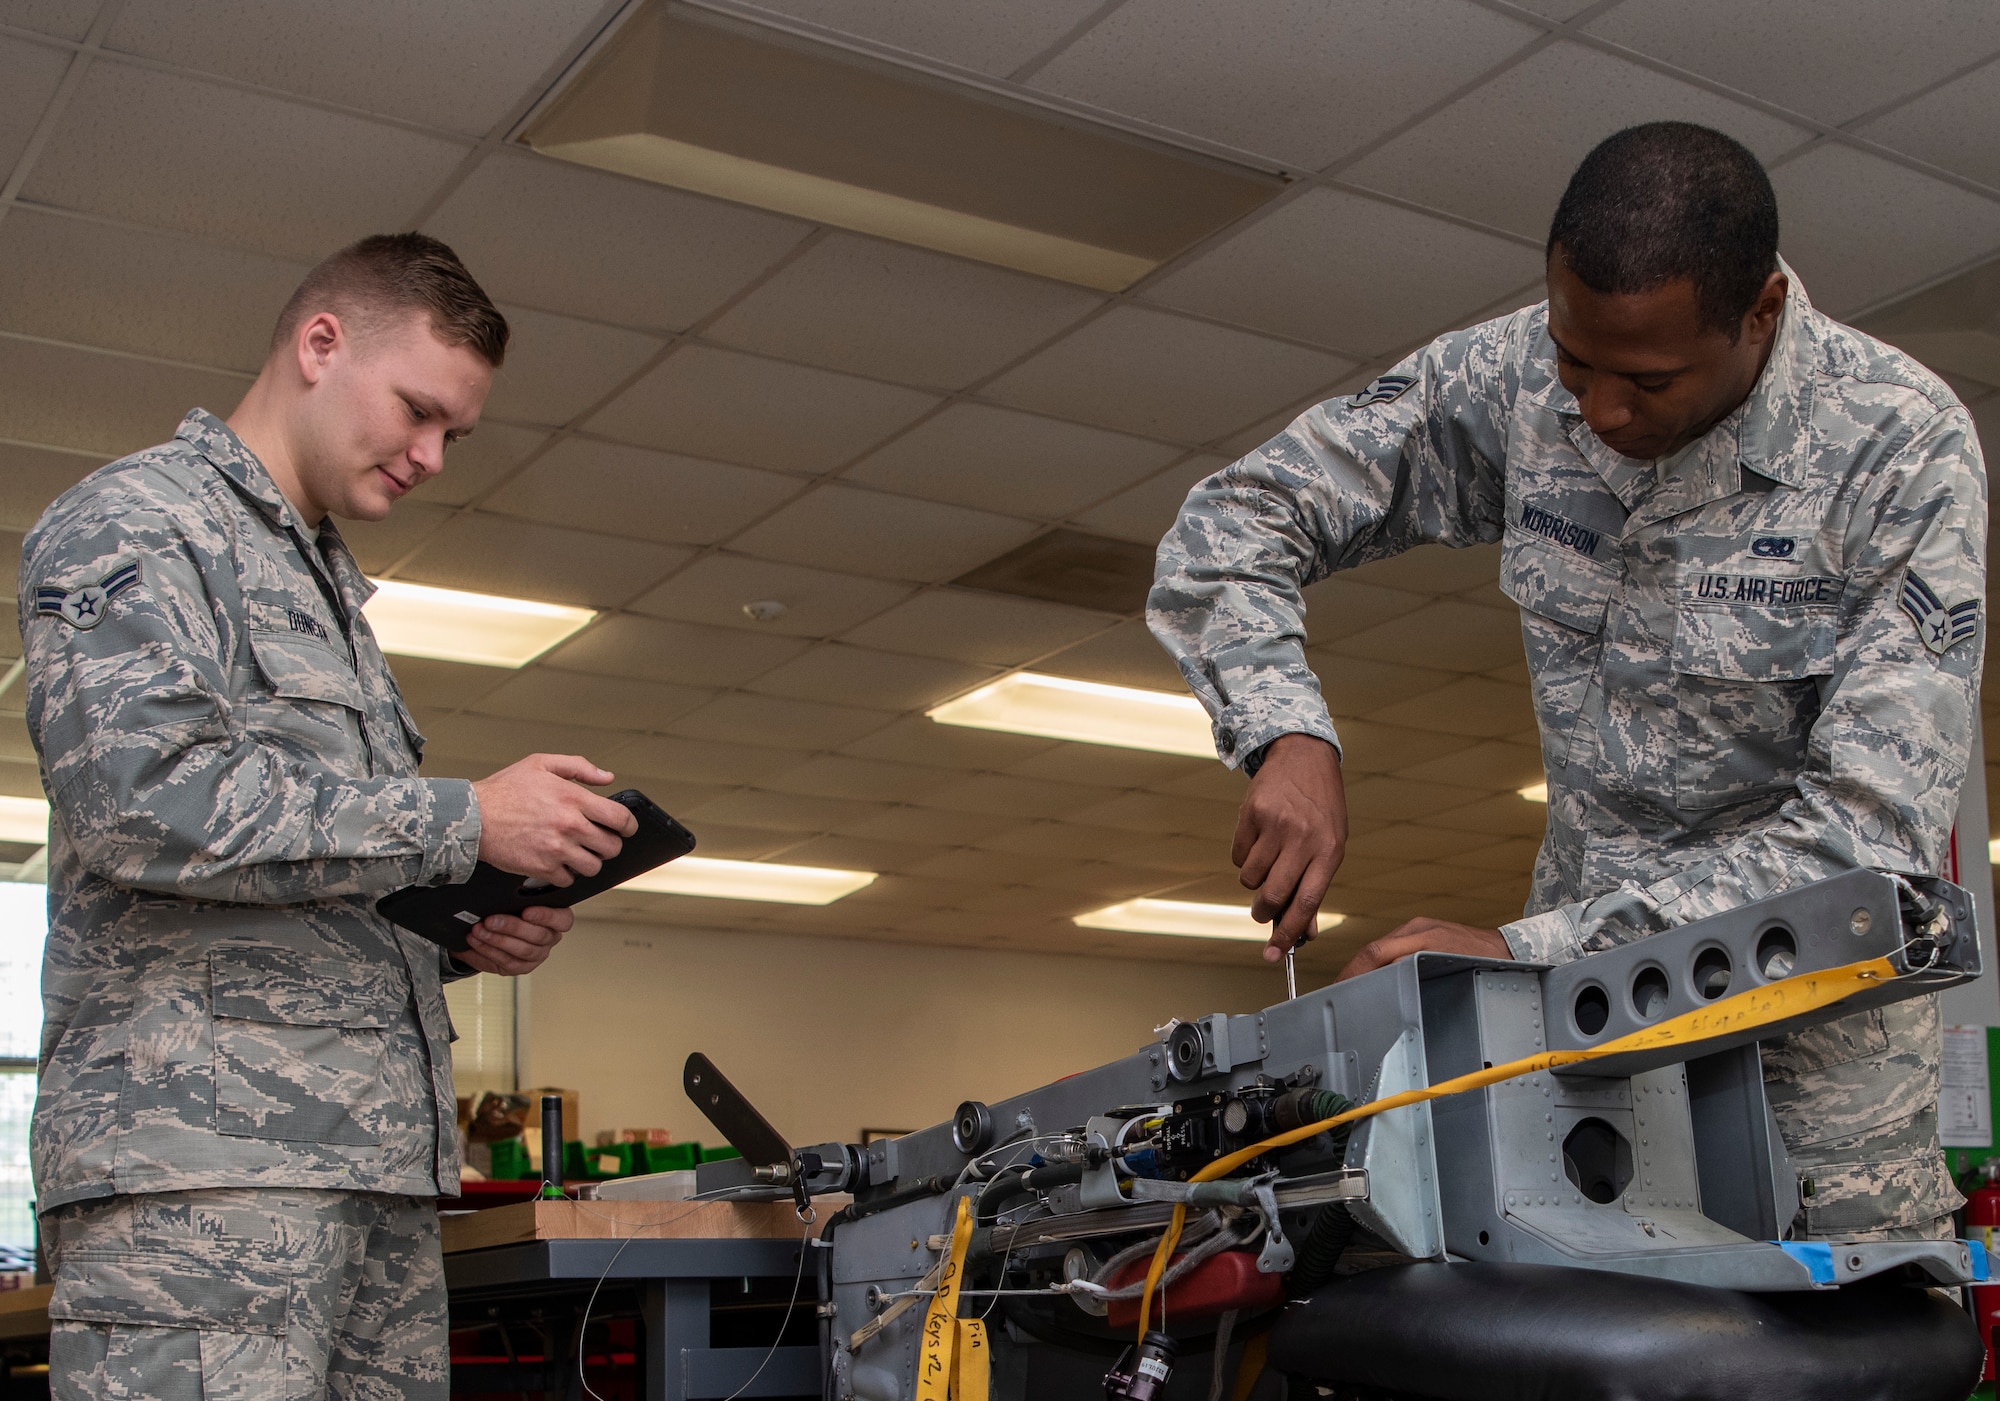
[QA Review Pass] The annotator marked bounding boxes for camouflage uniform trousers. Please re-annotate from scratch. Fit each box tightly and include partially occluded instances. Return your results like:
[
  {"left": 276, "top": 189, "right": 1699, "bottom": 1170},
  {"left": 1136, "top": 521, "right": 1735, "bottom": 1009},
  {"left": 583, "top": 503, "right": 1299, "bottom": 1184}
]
[{"left": 46, "top": 1188, "right": 446, "bottom": 1401}]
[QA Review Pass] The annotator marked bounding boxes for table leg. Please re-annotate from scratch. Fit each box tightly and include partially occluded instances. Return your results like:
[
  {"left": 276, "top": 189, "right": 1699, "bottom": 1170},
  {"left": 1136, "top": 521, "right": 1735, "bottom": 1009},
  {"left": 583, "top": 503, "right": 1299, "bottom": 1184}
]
[{"left": 644, "top": 1279, "right": 712, "bottom": 1401}]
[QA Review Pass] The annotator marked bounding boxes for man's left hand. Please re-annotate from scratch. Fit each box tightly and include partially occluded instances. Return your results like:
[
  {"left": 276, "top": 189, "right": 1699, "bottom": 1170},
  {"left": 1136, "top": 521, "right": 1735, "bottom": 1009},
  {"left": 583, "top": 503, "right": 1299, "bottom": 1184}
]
[
  {"left": 458, "top": 906, "right": 573, "bottom": 976},
  {"left": 1336, "top": 917, "right": 1511, "bottom": 982}
]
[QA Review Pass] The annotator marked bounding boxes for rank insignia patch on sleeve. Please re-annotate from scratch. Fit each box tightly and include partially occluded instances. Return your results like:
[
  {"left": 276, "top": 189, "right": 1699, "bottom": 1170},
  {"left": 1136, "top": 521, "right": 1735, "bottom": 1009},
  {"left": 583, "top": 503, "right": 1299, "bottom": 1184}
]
[
  {"left": 1899, "top": 569, "right": 1979, "bottom": 655},
  {"left": 36, "top": 561, "right": 139, "bottom": 631},
  {"left": 1347, "top": 374, "right": 1415, "bottom": 409}
]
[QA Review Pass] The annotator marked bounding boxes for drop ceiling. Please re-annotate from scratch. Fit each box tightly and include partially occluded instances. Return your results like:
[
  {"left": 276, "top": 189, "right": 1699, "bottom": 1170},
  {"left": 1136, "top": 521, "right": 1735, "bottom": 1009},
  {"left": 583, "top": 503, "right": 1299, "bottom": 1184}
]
[{"left": 1, "top": 0, "right": 1998, "bottom": 972}]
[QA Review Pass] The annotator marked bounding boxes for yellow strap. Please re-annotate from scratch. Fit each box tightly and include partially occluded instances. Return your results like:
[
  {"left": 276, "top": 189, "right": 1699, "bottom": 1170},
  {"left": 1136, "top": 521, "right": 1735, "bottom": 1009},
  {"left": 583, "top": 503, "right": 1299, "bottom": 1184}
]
[
  {"left": 953, "top": 1318, "right": 990, "bottom": 1401},
  {"left": 1134, "top": 954, "right": 1899, "bottom": 1338},
  {"left": 1227, "top": 1334, "right": 1268, "bottom": 1401},
  {"left": 917, "top": 1196, "right": 976, "bottom": 1401}
]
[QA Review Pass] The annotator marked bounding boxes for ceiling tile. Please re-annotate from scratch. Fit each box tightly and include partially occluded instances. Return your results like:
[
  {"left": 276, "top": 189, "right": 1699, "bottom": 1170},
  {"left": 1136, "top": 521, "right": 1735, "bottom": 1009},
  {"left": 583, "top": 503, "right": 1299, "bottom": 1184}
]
[
  {"left": 1143, "top": 188, "right": 1545, "bottom": 356},
  {"left": 377, "top": 656, "right": 512, "bottom": 713},
  {"left": 1856, "top": 61, "right": 2000, "bottom": 193},
  {"left": 1343, "top": 775, "right": 1491, "bottom": 822},
  {"left": 0, "top": 209, "right": 304, "bottom": 375},
  {"left": 836, "top": 803, "right": 1022, "bottom": 846},
  {"left": 0, "top": 336, "right": 249, "bottom": 457},
  {"left": 1069, "top": 791, "right": 1239, "bottom": 837},
  {"left": 1099, "top": 832, "right": 1231, "bottom": 873},
  {"left": 758, "top": 754, "right": 959, "bottom": 804},
  {"left": 682, "top": 787, "right": 892, "bottom": 834},
  {"left": 1451, "top": 835, "right": 1543, "bottom": 874},
  {"left": 668, "top": 691, "right": 897, "bottom": 750},
  {"left": 24, "top": 63, "right": 468, "bottom": 263},
  {"left": 413, "top": 710, "right": 629, "bottom": 766},
  {"left": 739, "top": 0, "right": 1111, "bottom": 76},
  {"left": 978, "top": 821, "right": 1173, "bottom": 862},
  {"left": 104, "top": 0, "right": 605, "bottom": 135},
  {"left": 730, "top": 483, "right": 1039, "bottom": 582},
  {"left": 0, "top": 441, "right": 99, "bottom": 532},
  {"left": 607, "top": 733, "right": 808, "bottom": 787},
  {"left": 748, "top": 642, "right": 995, "bottom": 711},
  {"left": 587, "top": 345, "right": 939, "bottom": 472},
  {"left": 0, "top": 531, "right": 23, "bottom": 609},
  {"left": 470, "top": 667, "right": 713, "bottom": 733},
  {"left": 415, "top": 422, "right": 550, "bottom": 507},
  {"left": 484, "top": 437, "right": 801, "bottom": 544},
  {"left": 541, "top": 614, "right": 810, "bottom": 688},
  {"left": 1345, "top": 823, "right": 1498, "bottom": 863},
  {"left": 1340, "top": 541, "right": 1504, "bottom": 597},
  {"left": 1028, "top": 0, "right": 1537, "bottom": 169},
  {"left": 394, "top": 511, "right": 689, "bottom": 608},
  {"left": 1070, "top": 455, "right": 1225, "bottom": 544},
  {"left": 983, "top": 306, "right": 1353, "bottom": 443},
  {"left": 1305, "top": 654, "right": 1459, "bottom": 717},
  {"left": 481, "top": 306, "right": 664, "bottom": 428},
  {"left": 1393, "top": 739, "right": 1545, "bottom": 790},
  {"left": 1346, "top": 861, "right": 1496, "bottom": 898},
  {"left": 846, "top": 401, "right": 1180, "bottom": 518},
  {"left": 1149, "top": 764, "right": 1249, "bottom": 803},
  {"left": 334, "top": 501, "right": 453, "bottom": 573},
  {"left": 1336, "top": 600, "right": 1523, "bottom": 673},
  {"left": 0, "top": 36, "right": 70, "bottom": 175},
  {"left": 921, "top": 773, "right": 1119, "bottom": 820},
  {"left": 1367, "top": 676, "right": 1535, "bottom": 738},
  {"left": 840, "top": 588, "right": 1113, "bottom": 665},
  {"left": 1584, "top": 0, "right": 2000, "bottom": 127},
  {"left": 771, "top": 834, "right": 955, "bottom": 876},
  {"left": 423, "top": 148, "right": 811, "bottom": 331},
  {"left": 1327, "top": 719, "right": 1479, "bottom": 775},
  {"left": 705, "top": 234, "right": 1100, "bottom": 390},
  {"left": 1341, "top": 41, "right": 1811, "bottom": 242},
  {"left": 1770, "top": 145, "right": 2000, "bottom": 317},
  {"left": 7, "top": 3, "right": 96, "bottom": 40},
  {"left": 1425, "top": 791, "right": 1552, "bottom": 837},
  {"left": 1036, "top": 618, "right": 1191, "bottom": 690},
  {"left": 628, "top": 553, "right": 914, "bottom": 638},
  {"left": 836, "top": 714, "right": 1062, "bottom": 770},
  {"left": 1006, "top": 744, "right": 1209, "bottom": 790}
]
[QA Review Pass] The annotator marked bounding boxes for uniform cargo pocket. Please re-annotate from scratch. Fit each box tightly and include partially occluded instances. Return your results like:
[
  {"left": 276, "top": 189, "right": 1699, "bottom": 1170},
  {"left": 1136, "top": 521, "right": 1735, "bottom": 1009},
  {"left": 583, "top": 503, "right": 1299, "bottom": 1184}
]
[
  {"left": 49, "top": 1255, "right": 289, "bottom": 1334},
  {"left": 245, "top": 618, "right": 367, "bottom": 773},
  {"left": 209, "top": 947, "right": 404, "bottom": 1146},
  {"left": 1499, "top": 530, "right": 1616, "bottom": 635},
  {"left": 1500, "top": 532, "right": 1615, "bottom": 774},
  {"left": 1671, "top": 602, "right": 1833, "bottom": 810}
]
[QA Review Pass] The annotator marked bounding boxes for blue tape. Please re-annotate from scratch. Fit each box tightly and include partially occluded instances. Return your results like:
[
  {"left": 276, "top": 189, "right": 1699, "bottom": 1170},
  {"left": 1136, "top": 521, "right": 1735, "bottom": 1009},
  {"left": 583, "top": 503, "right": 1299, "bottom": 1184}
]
[
  {"left": 1775, "top": 1240, "right": 1837, "bottom": 1285},
  {"left": 1967, "top": 1238, "right": 1989, "bottom": 1282}
]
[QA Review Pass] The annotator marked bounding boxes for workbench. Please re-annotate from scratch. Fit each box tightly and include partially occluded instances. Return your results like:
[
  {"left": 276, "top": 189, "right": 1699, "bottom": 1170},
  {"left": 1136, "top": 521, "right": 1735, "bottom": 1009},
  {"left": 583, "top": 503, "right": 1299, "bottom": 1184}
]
[{"left": 441, "top": 1198, "right": 825, "bottom": 1401}]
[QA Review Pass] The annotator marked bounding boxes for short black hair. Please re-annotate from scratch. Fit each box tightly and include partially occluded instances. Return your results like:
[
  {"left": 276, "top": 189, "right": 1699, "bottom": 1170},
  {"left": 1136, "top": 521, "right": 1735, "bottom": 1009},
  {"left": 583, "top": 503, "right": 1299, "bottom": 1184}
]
[
  {"left": 1546, "top": 122, "right": 1779, "bottom": 340},
  {"left": 273, "top": 232, "right": 509, "bottom": 367}
]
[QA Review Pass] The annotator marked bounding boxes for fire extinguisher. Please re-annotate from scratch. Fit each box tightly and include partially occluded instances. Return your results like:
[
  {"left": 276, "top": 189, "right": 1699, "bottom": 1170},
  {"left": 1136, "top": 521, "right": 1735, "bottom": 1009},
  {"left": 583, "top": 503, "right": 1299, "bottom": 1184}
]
[{"left": 1965, "top": 1161, "right": 2000, "bottom": 1381}]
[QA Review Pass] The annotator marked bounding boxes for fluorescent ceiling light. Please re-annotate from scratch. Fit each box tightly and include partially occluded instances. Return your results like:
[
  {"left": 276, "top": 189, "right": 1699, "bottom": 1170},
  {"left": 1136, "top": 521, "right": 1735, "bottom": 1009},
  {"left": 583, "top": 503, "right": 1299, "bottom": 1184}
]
[
  {"left": 1076, "top": 899, "right": 1345, "bottom": 942},
  {"left": 1989, "top": 837, "right": 2000, "bottom": 864},
  {"left": 362, "top": 579, "right": 595, "bottom": 668},
  {"left": 623, "top": 856, "right": 876, "bottom": 905},
  {"left": 929, "top": 673, "right": 1214, "bottom": 758},
  {"left": 519, "top": 4, "right": 1281, "bottom": 291},
  {"left": 1518, "top": 783, "right": 1548, "bottom": 803},
  {"left": 0, "top": 796, "right": 48, "bottom": 846}
]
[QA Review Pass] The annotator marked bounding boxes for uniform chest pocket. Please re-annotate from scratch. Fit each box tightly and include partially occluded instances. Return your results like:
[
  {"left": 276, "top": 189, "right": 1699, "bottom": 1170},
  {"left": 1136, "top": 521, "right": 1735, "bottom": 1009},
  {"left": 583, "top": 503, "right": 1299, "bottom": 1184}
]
[
  {"left": 1500, "top": 533, "right": 1617, "bottom": 775},
  {"left": 209, "top": 946, "right": 407, "bottom": 1147},
  {"left": 1671, "top": 592, "right": 1837, "bottom": 810},
  {"left": 245, "top": 610, "right": 366, "bottom": 770}
]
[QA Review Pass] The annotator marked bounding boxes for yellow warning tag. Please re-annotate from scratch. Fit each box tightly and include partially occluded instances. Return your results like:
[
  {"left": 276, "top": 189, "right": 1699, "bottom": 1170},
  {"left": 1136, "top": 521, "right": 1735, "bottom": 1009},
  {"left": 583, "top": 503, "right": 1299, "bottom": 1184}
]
[
  {"left": 916, "top": 1196, "right": 975, "bottom": 1401},
  {"left": 953, "top": 1318, "right": 990, "bottom": 1401}
]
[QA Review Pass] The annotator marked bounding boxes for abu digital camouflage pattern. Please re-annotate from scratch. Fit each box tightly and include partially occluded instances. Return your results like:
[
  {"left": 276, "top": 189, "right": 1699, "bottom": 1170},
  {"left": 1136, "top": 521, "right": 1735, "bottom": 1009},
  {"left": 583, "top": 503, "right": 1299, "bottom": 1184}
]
[
  {"left": 19, "top": 410, "right": 480, "bottom": 1213},
  {"left": 47, "top": 1188, "right": 446, "bottom": 1400},
  {"left": 1150, "top": 268, "right": 1985, "bottom": 1237}
]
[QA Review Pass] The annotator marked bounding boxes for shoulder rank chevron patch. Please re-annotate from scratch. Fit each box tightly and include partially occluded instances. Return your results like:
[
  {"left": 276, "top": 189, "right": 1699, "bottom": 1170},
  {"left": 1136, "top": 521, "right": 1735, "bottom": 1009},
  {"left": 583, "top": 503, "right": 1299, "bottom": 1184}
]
[
  {"left": 1347, "top": 374, "right": 1416, "bottom": 409},
  {"left": 1899, "top": 569, "right": 1978, "bottom": 656},
  {"left": 36, "top": 560, "right": 140, "bottom": 631}
]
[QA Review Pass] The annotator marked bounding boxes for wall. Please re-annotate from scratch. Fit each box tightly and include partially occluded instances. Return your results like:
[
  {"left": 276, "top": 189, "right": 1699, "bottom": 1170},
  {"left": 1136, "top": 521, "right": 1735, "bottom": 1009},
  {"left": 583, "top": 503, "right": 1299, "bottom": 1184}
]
[{"left": 515, "top": 917, "right": 1288, "bottom": 1148}]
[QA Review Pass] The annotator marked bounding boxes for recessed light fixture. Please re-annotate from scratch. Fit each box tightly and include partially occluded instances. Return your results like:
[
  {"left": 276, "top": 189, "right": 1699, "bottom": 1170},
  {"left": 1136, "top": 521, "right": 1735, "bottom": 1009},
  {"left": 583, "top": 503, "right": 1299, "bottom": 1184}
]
[
  {"left": 1518, "top": 783, "right": 1549, "bottom": 803},
  {"left": 624, "top": 856, "right": 876, "bottom": 905},
  {"left": 518, "top": 4, "right": 1283, "bottom": 291},
  {"left": 1075, "top": 898, "right": 1345, "bottom": 942},
  {"left": 362, "top": 580, "right": 596, "bottom": 668},
  {"left": 928, "top": 672, "right": 1214, "bottom": 758},
  {"left": 0, "top": 796, "right": 49, "bottom": 846}
]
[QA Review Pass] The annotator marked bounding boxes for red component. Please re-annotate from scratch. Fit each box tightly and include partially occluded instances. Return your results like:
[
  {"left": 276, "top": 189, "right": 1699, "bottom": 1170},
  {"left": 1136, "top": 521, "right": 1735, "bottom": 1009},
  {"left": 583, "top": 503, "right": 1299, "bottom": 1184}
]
[
  {"left": 1966, "top": 1164, "right": 2000, "bottom": 1380},
  {"left": 1106, "top": 1250, "right": 1285, "bottom": 1329}
]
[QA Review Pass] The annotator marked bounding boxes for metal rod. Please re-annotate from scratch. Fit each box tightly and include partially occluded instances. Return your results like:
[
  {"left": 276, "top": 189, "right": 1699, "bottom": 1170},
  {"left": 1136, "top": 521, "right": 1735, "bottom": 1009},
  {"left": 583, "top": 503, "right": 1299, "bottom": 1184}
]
[{"left": 1284, "top": 946, "right": 1297, "bottom": 1000}]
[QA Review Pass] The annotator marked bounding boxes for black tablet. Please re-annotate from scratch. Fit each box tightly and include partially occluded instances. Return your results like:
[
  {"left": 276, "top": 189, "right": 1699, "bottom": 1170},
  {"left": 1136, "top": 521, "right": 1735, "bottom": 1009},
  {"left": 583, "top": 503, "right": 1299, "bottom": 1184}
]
[{"left": 376, "top": 789, "right": 696, "bottom": 952}]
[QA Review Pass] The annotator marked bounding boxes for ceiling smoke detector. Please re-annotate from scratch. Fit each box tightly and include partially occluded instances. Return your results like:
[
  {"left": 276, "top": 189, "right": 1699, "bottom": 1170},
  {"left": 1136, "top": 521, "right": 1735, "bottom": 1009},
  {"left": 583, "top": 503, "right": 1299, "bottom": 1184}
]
[{"left": 742, "top": 599, "right": 789, "bottom": 623}]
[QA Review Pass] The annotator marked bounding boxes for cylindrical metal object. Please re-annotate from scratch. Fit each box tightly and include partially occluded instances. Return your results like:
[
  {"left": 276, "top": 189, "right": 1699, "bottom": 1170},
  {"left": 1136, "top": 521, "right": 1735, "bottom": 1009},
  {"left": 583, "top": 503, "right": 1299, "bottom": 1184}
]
[{"left": 540, "top": 1093, "right": 565, "bottom": 1199}]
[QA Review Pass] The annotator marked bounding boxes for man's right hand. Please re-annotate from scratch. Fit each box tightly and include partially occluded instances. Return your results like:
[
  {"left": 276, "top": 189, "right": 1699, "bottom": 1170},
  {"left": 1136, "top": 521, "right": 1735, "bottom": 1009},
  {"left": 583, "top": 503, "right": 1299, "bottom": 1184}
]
[
  {"left": 471, "top": 754, "right": 639, "bottom": 885},
  {"left": 1233, "top": 733, "right": 1347, "bottom": 963}
]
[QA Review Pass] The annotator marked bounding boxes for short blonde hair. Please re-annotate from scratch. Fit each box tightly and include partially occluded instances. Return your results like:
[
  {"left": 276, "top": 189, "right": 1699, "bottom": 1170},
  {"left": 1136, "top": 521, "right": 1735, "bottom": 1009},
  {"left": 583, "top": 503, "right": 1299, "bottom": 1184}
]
[{"left": 272, "top": 232, "right": 509, "bottom": 367}]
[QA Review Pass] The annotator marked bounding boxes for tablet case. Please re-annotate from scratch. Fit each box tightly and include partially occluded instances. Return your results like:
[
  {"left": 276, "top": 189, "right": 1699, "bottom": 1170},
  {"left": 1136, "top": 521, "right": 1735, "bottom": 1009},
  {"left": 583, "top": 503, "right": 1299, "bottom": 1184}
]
[{"left": 376, "top": 789, "right": 696, "bottom": 952}]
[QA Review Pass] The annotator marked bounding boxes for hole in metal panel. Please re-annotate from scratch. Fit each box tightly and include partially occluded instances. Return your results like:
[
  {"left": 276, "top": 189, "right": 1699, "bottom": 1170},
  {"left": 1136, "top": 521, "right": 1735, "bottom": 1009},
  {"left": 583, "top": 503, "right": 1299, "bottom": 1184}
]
[
  {"left": 1631, "top": 965, "right": 1670, "bottom": 1021},
  {"left": 1692, "top": 946, "right": 1732, "bottom": 1001},
  {"left": 1573, "top": 984, "right": 1610, "bottom": 1038},
  {"left": 1755, "top": 925, "right": 1797, "bottom": 981},
  {"left": 1561, "top": 1117, "right": 1633, "bottom": 1205}
]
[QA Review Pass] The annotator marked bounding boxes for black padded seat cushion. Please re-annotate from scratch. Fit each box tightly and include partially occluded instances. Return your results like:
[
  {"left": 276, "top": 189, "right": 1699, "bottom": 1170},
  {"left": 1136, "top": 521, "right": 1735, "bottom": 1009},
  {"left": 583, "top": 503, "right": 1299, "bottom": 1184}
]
[{"left": 1265, "top": 1262, "right": 1981, "bottom": 1401}]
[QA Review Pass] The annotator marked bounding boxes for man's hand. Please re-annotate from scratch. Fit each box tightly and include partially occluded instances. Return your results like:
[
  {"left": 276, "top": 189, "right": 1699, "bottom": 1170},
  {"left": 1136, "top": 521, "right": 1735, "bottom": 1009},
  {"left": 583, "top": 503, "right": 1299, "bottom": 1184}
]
[
  {"left": 1336, "top": 916, "right": 1512, "bottom": 982},
  {"left": 459, "top": 906, "right": 571, "bottom": 976},
  {"left": 471, "top": 754, "right": 639, "bottom": 885},
  {"left": 1234, "top": 733, "right": 1347, "bottom": 963}
]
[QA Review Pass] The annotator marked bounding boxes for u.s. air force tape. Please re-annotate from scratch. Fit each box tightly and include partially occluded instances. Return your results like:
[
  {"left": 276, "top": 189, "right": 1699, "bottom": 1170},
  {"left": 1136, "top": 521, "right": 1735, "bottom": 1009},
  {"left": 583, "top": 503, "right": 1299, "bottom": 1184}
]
[{"left": 36, "top": 561, "right": 140, "bottom": 631}]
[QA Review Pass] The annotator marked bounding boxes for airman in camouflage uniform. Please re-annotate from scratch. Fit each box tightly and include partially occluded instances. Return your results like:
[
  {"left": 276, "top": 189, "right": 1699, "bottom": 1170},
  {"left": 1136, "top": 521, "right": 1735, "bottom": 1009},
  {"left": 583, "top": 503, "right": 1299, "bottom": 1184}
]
[
  {"left": 1149, "top": 262, "right": 1984, "bottom": 1241},
  {"left": 22, "top": 410, "right": 475, "bottom": 1395}
]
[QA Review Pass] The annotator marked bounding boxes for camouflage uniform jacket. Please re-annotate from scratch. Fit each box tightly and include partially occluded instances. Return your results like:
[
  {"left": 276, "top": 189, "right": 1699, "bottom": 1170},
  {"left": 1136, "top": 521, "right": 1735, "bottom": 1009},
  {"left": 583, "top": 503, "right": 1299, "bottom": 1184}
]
[
  {"left": 20, "top": 410, "right": 481, "bottom": 1213},
  {"left": 1150, "top": 271, "right": 1986, "bottom": 1236}
]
